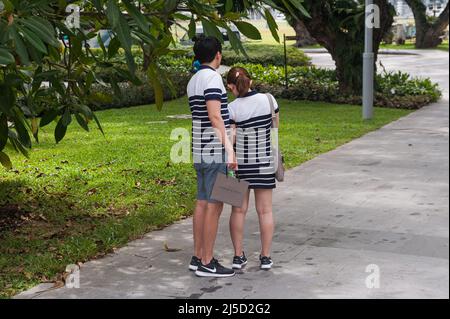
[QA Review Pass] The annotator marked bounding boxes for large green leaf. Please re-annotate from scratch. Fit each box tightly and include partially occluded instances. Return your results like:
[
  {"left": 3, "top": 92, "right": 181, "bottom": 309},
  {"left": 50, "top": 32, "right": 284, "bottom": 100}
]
[
  {"left": 75, "top": 113, "right": 90, "bottom": 132},
  {"left": 13, "top": 116, "right": 32, "bottom": 149},
  {"left": 21, "top": 17, "right": 60, "bottom": 47},
  {"left": 55, "top": 115, "right": 68, "bottom": 144},
  {"left": 201, "top": 18, "right": 224, "bottom": 41},
  {"left": 19, "top": 26, "right": 48, "bottom": 54},
  {"left": 122, "top": 0, "right": 150, "bottom": 33},
  {"left": 288, "top": 0, "right": 311, "bottom": 18},
  {"left": 0, "top": 151, "right": 12, "bottom": 170},
  {"left": 265, "top": 8, "right": 280, "bottom": 43},
  {"left": 0, "top": 114, "right": 8, "bottom": 150},
  {"left": 0, "top": 84, "right": 15, "bottom": 113},
  {"left": 188, "top": 16, "right": 196, "bottom": 39},
  {"left": 0, "top": 48, "right": 15, "bottom": 66},
  {"left": 10, "top": 25, "right": 30, "bottom": 65},
  {"left": 233, "top": 21, "right": 262, "bottom": 40}
]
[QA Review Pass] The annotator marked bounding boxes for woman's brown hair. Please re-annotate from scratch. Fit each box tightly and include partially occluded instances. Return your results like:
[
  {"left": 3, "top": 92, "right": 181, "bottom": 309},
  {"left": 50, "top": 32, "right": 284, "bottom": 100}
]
[{"left": 227, "top": 67, "right": 252, "bottom": 97}]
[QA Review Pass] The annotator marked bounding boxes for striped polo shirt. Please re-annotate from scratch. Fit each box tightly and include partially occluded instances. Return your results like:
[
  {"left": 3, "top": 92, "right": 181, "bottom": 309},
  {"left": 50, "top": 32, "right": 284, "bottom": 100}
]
[{"left": 187, "top": 65, "right": 230, "bottom": 163}]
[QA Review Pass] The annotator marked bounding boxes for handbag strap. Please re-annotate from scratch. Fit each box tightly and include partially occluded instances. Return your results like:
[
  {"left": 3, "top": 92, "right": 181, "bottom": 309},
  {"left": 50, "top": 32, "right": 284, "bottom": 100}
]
[{"left": 265, "top": 93, "right": 278, "bottom": 129}]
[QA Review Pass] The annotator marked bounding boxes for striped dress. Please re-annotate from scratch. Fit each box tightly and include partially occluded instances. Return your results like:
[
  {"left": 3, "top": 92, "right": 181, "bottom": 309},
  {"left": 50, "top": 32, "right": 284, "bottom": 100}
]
[
  {"left": 228, "top": 91, "right": 279, "bottom": 189},
  {"left": 187, "top": 65, "right": 230, "bottom": 163}
]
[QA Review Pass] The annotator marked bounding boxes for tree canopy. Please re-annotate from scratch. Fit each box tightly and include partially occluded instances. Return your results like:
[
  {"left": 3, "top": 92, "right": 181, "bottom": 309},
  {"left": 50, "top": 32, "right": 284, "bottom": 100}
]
[{"left": 0, "top": 0, "right": 307, "bottom": 169}]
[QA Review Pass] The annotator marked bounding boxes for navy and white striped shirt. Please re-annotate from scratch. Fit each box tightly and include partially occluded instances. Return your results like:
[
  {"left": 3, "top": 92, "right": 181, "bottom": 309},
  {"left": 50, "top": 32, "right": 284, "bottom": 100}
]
[
  {"left": 187, "top": 65, "right": 230, "bottom": 163},
  {"left": 228, "top": 91, "right": 279, "bottom": 189}
]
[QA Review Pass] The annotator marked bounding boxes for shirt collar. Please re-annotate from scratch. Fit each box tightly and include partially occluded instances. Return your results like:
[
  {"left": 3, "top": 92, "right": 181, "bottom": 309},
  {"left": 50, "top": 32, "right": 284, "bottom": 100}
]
[
  {"left": 238, "top": 90, "right": 258, "bottom": 98},
  {"left": 199, "top": 65, "right": 216, "bottom": 72}
]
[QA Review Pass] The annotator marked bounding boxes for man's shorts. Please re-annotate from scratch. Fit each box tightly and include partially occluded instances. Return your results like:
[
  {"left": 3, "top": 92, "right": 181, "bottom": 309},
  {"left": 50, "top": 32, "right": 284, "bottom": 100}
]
[{"left": 194, "top": 162, "right": 227, "bottom": 203}]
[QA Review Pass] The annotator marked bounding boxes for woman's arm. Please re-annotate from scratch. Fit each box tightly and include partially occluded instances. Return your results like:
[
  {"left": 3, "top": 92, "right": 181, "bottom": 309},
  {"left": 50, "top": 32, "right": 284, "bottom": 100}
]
[{"left": 230, "top": 123, "right": 237, "bottom": 145}]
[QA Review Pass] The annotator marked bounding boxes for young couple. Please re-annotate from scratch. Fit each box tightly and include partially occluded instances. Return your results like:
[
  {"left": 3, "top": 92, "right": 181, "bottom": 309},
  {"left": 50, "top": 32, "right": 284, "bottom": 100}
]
[{"left": 187, "top": 36, "right": 280, "bottom": 278}]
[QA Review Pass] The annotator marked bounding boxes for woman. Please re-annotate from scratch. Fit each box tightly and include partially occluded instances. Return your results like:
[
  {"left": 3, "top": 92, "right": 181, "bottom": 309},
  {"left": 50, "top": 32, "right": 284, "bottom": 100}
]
[{"left": 226, "top": 67, "right": 280, "bottom": 270}]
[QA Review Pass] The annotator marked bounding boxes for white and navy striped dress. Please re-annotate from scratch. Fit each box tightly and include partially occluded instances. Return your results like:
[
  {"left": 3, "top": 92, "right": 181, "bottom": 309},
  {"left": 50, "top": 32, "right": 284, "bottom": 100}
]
[
  {"left": 228, "top": 91, "right": 279, "bottom": 189},
  {"left": 187, "top": 66, "right": 230, "bottom": 163}
]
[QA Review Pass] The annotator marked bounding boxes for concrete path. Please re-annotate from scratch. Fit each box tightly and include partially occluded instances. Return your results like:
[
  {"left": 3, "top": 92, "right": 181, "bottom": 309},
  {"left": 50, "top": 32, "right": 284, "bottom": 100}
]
[{"left": 16, "top": 51, "right": 449, "bottom": 299}]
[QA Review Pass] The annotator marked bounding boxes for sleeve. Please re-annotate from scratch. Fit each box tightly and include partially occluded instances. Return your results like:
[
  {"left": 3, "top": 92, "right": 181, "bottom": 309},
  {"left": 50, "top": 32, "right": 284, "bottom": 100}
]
[
  {"left": 204, "top": 74, "right": 225, "bottom": 102},
  {"left": 270, "top": 94, "right": 280, "bottom": 114}
]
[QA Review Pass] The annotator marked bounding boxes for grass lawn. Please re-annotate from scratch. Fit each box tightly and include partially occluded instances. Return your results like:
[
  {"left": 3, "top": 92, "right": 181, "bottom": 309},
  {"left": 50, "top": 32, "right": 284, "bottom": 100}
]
[
  {"left": 381, "top": 42, "right": 449, "bottom": 52},
  {"left": 0, "top": 97, "right": 411, "bottom": 298}
]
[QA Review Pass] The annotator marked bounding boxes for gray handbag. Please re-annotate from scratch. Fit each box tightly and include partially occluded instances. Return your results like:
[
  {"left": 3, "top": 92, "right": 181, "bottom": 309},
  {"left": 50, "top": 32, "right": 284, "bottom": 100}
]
[{"left": 266, "top": 94, "right": 285, "bottom": 182}]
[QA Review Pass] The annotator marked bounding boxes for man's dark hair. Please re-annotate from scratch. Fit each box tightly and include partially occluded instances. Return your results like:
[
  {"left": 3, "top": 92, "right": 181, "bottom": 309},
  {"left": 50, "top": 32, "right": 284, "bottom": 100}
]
[{"left": 193, "top": 36, "right": 222, "bottom": 64}]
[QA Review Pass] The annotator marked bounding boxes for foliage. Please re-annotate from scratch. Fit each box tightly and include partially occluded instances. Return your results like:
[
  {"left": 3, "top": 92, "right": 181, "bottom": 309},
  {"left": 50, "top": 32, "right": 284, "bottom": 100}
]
[
  {"left": 274, "top": 0, "right": 395, "bottom": 95},
  {"left": 221, "top": 43, "right": 311, "bottom": 67},
  {"left": 235, "top": 63, "right": 442, "bottom": 109},
  {"left": 404, "top": 0, "right": 449, "bottom": 48},
  {"left": 0, "top": 0, "right": 307, "bottom": 169}
]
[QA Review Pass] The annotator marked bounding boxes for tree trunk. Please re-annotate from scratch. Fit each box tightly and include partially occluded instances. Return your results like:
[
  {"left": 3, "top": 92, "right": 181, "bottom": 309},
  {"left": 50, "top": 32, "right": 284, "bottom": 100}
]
[
  {"left": 299, "top": 0, "right": 394, "bottom": 95},
  {"left": 405, "top": 0, "right": 449, "bottom": 49},
  {"left": 292, "top": 19, "right": 317, "bottom": 47}
]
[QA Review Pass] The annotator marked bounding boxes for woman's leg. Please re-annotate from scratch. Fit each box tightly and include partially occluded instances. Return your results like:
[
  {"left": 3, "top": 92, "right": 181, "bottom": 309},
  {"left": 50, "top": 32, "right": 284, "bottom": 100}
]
[
  {"left": 254, "top": 189, "right": 274, "bottom": 257},
  {"left": 229, "top": 190, "right": 251, "bottom": 256}
]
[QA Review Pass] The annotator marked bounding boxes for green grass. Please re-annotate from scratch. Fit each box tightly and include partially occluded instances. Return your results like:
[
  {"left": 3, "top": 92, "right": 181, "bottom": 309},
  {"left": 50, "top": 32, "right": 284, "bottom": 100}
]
[
  {"left": 380, "top": 39, "right": 449, "bottom": 52},
  {"left": 0, "top": 97, "right": 411, "bottom": 298},
  {"left": 381, "top": 43, "right": 449, "bottom": 51}
]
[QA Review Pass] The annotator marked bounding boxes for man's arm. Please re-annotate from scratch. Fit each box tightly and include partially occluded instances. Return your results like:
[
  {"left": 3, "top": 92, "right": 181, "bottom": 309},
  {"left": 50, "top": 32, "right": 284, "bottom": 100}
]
[{"left": 207, "top": 100, "right": 237, "bottom": 170}]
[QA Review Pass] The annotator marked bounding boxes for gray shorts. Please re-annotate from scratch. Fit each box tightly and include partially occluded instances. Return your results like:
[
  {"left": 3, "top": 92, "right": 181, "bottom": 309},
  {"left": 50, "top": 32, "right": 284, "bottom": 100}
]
[{"left": 194, "top": 162, "right": 227, "bottom": 203}]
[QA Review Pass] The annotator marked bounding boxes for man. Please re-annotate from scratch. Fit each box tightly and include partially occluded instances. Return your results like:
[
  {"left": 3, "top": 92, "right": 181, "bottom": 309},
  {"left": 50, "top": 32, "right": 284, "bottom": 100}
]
[{"left": 187, "top": 36, "right": 237, "bottom": 278}]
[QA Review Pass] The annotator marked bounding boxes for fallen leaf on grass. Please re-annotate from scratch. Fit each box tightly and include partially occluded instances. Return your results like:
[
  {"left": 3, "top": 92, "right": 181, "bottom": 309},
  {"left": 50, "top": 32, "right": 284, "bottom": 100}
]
[{"left": 155, "top": 178, "right": 177, "bottom": 186}]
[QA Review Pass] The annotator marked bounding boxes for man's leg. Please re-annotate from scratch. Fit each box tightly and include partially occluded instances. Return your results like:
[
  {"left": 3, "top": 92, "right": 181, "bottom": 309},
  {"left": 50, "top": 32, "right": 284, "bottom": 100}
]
[
  {"left": 201, "top": 202, "right": 224, "bottom": 265},
  {"left": 193, "top": 200, "right": 207, "bottom": 258}
]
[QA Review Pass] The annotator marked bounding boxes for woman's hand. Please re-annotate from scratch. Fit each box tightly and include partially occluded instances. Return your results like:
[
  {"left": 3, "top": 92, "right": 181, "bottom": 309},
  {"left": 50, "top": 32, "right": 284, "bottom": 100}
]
[{"left": 227, "top": 150, "right": 238, "bottom": 171}]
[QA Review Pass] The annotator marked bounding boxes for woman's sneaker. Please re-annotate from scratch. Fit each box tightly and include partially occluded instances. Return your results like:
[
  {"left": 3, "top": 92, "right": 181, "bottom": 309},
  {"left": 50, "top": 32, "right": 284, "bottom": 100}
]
[
  {"left": 189, "top": 256, "right": 202, "bottom": 271},
  {"left": 195, "top": 259, "right": 235, "bottom": 278},
  {"left": 232, "top": 252, "right": 248, "bottom": 269},
  {"left": 260, "top": 256, "right": 273, "bottom": 270}
]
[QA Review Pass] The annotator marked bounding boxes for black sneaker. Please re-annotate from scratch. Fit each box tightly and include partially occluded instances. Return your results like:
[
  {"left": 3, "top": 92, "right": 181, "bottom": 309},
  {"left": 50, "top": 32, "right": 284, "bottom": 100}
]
[
  {"left": 195, "top": 259, "right": 235, "bottom": 278},
  {"left": 232, "top": 252, "right": 248, "bottom": 269},
  {"left": 189, "top": 256, "right": 202, "bottom": 271},
  {"left": 260, "top": 256, "right": 273, "bottom": 270}
]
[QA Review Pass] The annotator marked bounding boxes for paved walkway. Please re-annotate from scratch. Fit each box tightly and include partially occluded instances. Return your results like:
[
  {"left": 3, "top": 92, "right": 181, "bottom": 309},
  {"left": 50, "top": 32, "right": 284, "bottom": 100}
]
[{"left": 16, "top": 51, "right": 449, "bottom": 299}]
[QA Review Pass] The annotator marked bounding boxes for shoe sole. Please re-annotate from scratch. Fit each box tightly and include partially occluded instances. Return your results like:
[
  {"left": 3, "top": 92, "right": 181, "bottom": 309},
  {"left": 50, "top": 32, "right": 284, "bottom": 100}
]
[
  {"left": 195, "top": 271, "right": 236, "bottom": 278},
  {"left": 232, "top": 261, "right": 248, "bottom": 269},
  {"left": 189, "top": 265, "right": 198, "bottom": 271},
  {"left": 261, "top": 263, "right": 273, "bottom": 270}
]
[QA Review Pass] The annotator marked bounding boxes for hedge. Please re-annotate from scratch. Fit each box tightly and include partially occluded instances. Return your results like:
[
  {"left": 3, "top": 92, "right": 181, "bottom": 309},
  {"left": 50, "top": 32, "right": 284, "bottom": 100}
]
[
  {"left": 236, "top": 63, "right": 442, "bottom": 110},
  {"left": 221, "top": 44, "right": 311, "bottom": 67}
]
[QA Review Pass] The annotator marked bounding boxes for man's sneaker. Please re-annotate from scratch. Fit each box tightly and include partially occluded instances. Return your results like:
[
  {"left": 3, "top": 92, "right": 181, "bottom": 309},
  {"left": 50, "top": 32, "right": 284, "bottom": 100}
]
[
  {"left": 260, "top": 256, "right": 273, "bottom": 270},
  {"left": 232, "top": 252, "right": 248, "bottom": 269},
  {"left": 195, "top": 259, "right": 235, "bottom": 278},
  {"left": 189, "top": 256, "right": 202, "bottom": 271}
]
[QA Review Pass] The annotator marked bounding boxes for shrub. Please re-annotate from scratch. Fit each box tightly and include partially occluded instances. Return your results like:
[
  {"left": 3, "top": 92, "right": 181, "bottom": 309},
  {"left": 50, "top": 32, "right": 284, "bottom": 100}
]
[
  {"left": 221, "top": 44, "right": 311, "bottom": 67},
  {"left": 88, "top": 56, "right": 192, "bottom": 110},
  {"left": 236, "top": 63, "right": 442, "bottom": 109}
]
